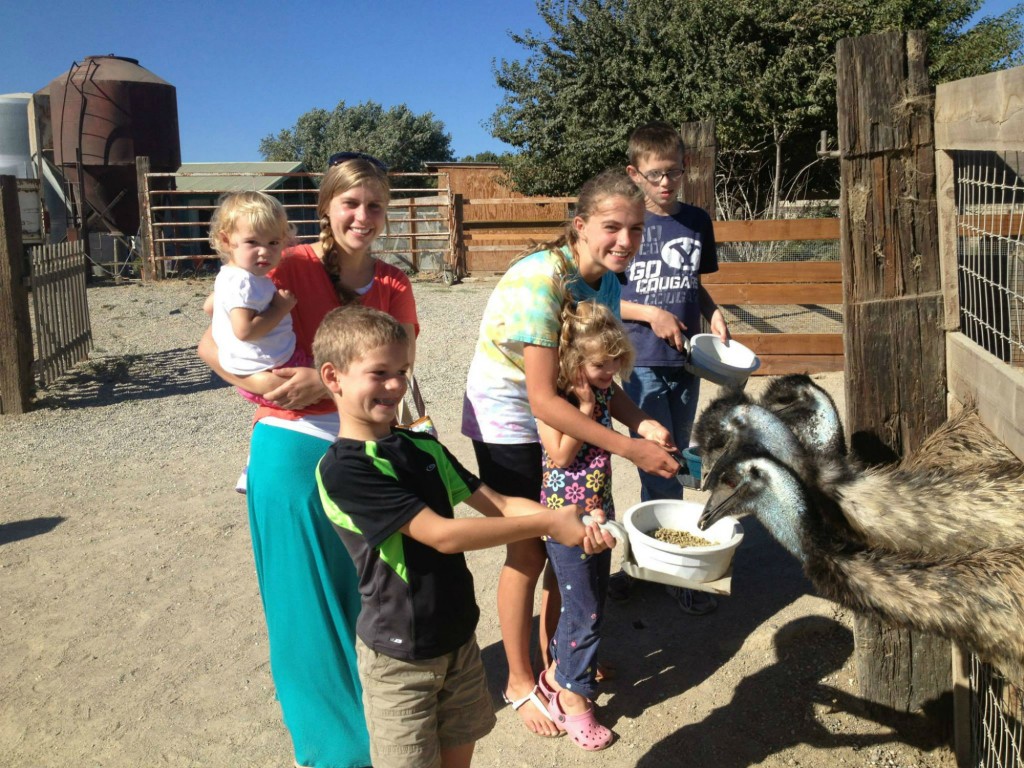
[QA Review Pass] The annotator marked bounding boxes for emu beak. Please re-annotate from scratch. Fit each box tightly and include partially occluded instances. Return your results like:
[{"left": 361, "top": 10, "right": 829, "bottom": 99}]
[
  {"left": 700, "top": 447, "right": 730, "bottom": 492},
  {"left": 698, "top": 483, "right": 741, "bottom": 530}
]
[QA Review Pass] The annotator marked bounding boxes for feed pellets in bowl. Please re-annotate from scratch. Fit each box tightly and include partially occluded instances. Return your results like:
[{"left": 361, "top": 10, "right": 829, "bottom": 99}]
[{"left": 623, "top": 499, "right": 743, "bottom": 582}]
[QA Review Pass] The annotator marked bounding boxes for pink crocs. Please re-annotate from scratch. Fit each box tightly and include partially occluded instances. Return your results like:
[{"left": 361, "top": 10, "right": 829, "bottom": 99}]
[{"left": 546, "top": 691, "right": 613, "bottom": 751}]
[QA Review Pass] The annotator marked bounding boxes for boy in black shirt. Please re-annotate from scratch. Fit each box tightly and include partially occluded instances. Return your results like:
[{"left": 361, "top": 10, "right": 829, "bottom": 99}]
[{"left": 314, "top": 305, "right": 613, "bottom": 768}]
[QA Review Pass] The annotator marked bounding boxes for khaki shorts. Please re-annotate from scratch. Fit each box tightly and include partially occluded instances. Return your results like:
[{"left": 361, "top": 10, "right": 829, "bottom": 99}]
[{"left": 356, "top": 634, "right": 496, "bottom": 768}]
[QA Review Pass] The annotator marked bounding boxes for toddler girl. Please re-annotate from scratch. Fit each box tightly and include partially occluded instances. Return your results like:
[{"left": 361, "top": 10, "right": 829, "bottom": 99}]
[
  {"left": 209, "top": 191, "right": 304, "bottom": 403},
  {"left": 536, "top": 299, "right": 655, "bottom": 751}
]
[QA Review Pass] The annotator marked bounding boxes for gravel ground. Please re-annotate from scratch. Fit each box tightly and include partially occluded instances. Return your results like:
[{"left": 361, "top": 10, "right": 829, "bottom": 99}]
[{"left": 0, "top": 276, "right": 957, "bottom": 767}]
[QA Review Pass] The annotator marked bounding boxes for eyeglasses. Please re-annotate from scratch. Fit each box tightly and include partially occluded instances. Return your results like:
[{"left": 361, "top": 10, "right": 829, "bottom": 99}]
[
  {"left": 639, "top": 168, "right": 685, "bottom": 184},
  {"left": 327, "top": 151, "right": 389, "bottom": 172}
]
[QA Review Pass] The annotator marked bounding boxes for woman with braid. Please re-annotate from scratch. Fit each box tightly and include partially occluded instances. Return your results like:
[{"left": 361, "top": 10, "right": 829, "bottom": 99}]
[{"left": 198, "top": 151, "right": 416, "bottom": 768}]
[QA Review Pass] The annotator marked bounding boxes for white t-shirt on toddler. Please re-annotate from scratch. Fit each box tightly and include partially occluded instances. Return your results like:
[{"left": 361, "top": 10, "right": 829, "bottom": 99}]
[{"left": 212, "top": 265, "right": 296, "bottom": 375}]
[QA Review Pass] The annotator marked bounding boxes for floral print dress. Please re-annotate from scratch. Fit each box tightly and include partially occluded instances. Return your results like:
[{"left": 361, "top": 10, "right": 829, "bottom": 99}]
[{"left": 539, "top": 385, "right": 615, "bottom": 521}]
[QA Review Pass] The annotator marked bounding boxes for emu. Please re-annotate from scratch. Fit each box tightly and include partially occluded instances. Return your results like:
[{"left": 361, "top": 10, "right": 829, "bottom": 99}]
[
  {"left": 692, "top": 385, "right": 1024, "bottom": 556},
  {"left": 697, "top": 448, "right": 1024, "bottom": 679}
]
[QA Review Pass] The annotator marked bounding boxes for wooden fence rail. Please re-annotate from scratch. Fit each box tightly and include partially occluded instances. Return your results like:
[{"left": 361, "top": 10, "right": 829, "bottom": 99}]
[{"left": 704, "top": 261, "right": 844, "bottom": 375}]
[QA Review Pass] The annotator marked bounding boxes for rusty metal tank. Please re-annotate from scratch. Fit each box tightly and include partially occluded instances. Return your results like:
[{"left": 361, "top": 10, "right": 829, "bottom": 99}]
[{"left": 42, "top": 55, "right": 180, "bottom": 236}]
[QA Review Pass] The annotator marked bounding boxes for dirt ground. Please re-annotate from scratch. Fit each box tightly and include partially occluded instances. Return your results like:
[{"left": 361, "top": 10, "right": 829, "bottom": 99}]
[{"left": 0, "top": 278, "right": 957, "bottom": 768}]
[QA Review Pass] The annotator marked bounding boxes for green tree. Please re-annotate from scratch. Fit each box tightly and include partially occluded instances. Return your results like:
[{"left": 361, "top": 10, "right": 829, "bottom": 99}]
[
  {"left": 490, "top": 0, "right": 1023, "bottom": 210},
  {"left": 259, "top": 101, "right": 455, "bottom": 173},
  {"left": 459, "top": 151, "right": 511, "bottom": 162}
]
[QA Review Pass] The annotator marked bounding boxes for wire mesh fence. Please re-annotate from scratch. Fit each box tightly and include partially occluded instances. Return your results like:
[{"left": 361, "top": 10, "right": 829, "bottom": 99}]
[
  {"left": 968, "top": 655, "right": 1024, "bottom": 768},
  {"left": 953, "top": 150, "right": 1024, "bottom": 367}
]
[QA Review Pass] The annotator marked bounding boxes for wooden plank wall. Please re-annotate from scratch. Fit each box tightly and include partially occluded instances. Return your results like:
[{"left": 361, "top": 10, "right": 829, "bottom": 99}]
[{"left": 703, "top": 260, "right": 843, "bottom": 375}]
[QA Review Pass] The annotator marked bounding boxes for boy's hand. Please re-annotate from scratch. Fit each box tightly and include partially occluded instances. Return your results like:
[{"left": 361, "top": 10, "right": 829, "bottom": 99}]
[
  {"left": 647, "top": 306, "right": 687, "bottom": 352},
  {"left": 546, "top": 504, "right": 614, "bottom": 551},
  {"left": 273, "top": 289, "right": 298, "bottom": 312},
  {"left": 709, "top": 308, "right": 730, "bottom": 343},
  {"left": 637, "top": 419, "right": 674, "bottom": 450},
  {"left": 581, "top": 509, "right": 616, "bottom": 554}
]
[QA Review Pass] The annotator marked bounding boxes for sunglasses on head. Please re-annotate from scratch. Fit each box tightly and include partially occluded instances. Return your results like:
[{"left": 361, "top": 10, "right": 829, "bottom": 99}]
[{"left": 327, "top": 151, "right": 389, "bottom": 172}]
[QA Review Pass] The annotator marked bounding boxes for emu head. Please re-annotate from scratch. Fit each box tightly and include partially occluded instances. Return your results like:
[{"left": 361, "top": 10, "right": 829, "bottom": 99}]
[
  {"left": 699, "top": 449, "right": 809, "bottom": 562},
  {"left": 759, "top": 374, "right": 847, "bottom": 459},
  {"left": 694, "top": 390, "right": 809, "bottom": 491}
]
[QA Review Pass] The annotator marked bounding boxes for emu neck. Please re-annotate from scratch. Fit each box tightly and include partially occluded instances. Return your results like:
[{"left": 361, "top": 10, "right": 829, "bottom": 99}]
[{"left": 758, "top": 466, "right": 810, "bottom": 564}]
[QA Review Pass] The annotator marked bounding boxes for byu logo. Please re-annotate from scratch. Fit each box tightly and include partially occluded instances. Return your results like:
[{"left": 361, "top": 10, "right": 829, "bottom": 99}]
[{"left": 661, "top": 236, "right": 701, "bottom": 271}]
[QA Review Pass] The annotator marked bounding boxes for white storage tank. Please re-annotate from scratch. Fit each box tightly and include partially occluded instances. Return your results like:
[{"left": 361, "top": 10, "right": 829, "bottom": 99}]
[
  {"left": 0, "top": 93, "right": 33, "bottom": 178},
  {"left": 0, "top": 93, "right": 43, "bottom": 243}
]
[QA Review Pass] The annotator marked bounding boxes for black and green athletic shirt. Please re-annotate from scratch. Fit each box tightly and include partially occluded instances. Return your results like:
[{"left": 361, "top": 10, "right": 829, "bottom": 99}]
[{"left": 316, "top": 429, "right": 482, "bottom": 661}]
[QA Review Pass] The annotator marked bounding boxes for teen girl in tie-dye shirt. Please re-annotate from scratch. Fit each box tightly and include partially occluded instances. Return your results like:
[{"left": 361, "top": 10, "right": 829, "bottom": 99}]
[{"left": 460, "top": 169, "right": 676, "bottom": 738}]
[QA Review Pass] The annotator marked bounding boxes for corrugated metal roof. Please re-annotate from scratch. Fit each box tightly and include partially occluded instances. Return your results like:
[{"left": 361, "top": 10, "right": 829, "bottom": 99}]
[{"left": 172, "top": 161, "right": 308, "bottom": 192}]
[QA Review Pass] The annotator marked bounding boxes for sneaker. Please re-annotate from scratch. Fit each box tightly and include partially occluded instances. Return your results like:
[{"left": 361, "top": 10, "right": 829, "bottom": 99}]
[
  {"left": 234, "top": 466, "right": 248, "bottom": 495},
  {"left": 607, "top": 570, "right": 634, "bottom": 601},
  {"left": 666, "top": 586, "right": 717, "bottom": 615}
]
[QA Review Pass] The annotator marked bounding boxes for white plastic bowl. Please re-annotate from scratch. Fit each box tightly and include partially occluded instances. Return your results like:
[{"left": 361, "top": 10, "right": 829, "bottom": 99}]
[
  {"left": 685, "top": 334, "right": 760, "bottom": 386},
  {"left": 622, "top": 499, "right": 743, "bottom": 582}
]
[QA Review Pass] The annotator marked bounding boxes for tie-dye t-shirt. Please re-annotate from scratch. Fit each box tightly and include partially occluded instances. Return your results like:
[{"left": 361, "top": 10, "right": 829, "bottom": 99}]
[
  {"left": 461, "top": 246, "right": 621, "bottom": 444},
  {"left": 539, "top": 386, "right": 615, "bottom": 519}
]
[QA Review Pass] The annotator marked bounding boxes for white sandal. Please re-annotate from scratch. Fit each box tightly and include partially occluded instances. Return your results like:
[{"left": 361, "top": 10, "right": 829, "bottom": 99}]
[{"left": 502, "top": 684, "right": 563, "bottom": 734}]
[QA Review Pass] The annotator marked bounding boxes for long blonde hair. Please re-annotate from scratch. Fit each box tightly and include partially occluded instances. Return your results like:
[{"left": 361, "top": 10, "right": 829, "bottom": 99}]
[
  {"left": 318, "top": 158, "right": 391, "bottom": 304},
  {"left": 556, "top": 300, "right": 635, "bottom": 395}
]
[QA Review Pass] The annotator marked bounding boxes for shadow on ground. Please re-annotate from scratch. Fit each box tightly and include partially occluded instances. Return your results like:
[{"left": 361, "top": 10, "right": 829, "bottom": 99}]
[
  {"left": 635, "top": 616, "right": 949, "bottom": 767},
  {"left": 0, "top": 516, "right": 65, "bottom": 546},
  {"left": 33, "top": 347, "right": 221, "bottom": 410},
  {"left": 481, "top": 517, "right": 804, "bottom": 720}
]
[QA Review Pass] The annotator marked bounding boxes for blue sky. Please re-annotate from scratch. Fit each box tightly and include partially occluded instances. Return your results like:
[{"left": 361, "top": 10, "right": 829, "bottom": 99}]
[{"left": 1, "top": 0, "right": 1018, "bottom": 164}]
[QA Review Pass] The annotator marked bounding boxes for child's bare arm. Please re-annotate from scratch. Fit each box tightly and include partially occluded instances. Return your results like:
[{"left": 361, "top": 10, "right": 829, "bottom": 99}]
[
  {"left": 230, "top": 289, "right": 297, "bottom": 342},
  {"left": 405, "top": 494, "right": 612, "bottom": 554},
  {"left": 464, "top": 487, "right": 614, "bottom": 551}
]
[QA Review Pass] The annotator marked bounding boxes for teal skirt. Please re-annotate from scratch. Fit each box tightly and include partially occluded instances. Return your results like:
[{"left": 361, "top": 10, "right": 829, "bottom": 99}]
[{"left": 248, "top": 421, "right": 370, "bottom": 768}]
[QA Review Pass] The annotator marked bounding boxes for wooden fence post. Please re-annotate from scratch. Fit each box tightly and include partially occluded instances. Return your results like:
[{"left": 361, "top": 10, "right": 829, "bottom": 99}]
[
  {"left": 0, "top": 175, "right": 34, "bottom": 414},
  {"left": 836, "top": 30, "right": 951, "bottom": 721},
  {"left": 135, "top": 156, "right": 154, "bottom": 281},
  {"left": 679, "top": 120, "right": 717, "bottom": 219}
]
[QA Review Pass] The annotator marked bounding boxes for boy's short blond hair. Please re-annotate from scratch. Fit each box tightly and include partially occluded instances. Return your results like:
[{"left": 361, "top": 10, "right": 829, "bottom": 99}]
[
  {"left": 208, "top": 191, "right": 296, "bottom": 259},
  {"left": 628, "top": 122, "right": 684, "bottom": 167},
  {"left": 313, "top": 305, "right": 409, "bottom": 373}
]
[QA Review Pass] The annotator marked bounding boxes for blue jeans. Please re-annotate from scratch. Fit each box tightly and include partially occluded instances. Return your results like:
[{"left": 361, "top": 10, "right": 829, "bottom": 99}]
[
  {"left": 622, "top": 365, "right": 701, "bottom": 502},
  {"left": 544, "top": 540, "right": 611, "bottom": 700}
]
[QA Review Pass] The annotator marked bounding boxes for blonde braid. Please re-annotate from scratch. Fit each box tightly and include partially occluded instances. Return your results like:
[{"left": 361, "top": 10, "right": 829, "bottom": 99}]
[{"left": 319, "top": 214, "right": 359, "bottom": 305}]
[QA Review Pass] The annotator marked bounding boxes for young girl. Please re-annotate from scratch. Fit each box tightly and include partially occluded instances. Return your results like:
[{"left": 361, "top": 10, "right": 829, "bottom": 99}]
[
  {"left": 461, "top": 168, "right": 677, "bottom": 738},
  {"left": 208, "top": 191, "right": 303, "bottom": 402},
  {"left": 536, "top": 300, "right": 645, "bottom": 751}
]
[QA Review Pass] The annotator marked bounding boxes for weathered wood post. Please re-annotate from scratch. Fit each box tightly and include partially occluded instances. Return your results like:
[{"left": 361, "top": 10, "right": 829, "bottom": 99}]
[
  {"left": 0, "top": 175, "right": 34, "bottom": 414},
  {"left": 679, "top": 120, "right": 717, "bottom": 218},
  {"left": 836, "top": 30, "right": 951, "bottom": 719},
  {"left": 135, "top": 156, "right": 154, "bottom": 281}
]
